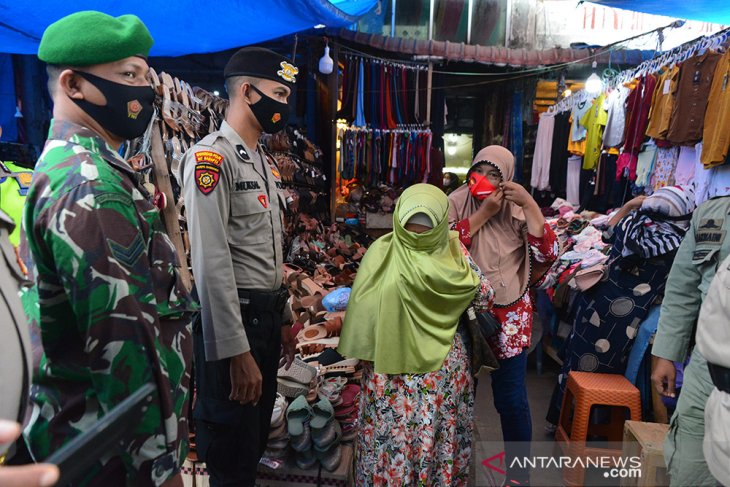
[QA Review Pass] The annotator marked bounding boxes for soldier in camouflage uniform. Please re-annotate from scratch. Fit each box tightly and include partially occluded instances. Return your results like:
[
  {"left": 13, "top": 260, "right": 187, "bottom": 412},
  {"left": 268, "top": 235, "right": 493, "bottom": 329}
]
[{"left": 22, "top": 12, "right": 197, "bottom": 487}]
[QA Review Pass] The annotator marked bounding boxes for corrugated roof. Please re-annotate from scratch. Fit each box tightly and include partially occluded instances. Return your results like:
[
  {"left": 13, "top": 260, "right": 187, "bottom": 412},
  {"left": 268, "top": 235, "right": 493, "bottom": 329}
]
[{"left": 335, "top": 29, "right": 653, "bottom": 67}]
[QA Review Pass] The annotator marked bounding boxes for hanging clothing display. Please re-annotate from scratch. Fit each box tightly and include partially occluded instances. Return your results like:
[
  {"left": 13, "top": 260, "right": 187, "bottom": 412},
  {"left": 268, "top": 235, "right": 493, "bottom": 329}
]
[
  {"left": 650, "top": 146, "right": 680, "bottom": 191},
  {"left": 675, "top": 145, "right": 698, "bottom": 186},
  {"left": 603, "top": 85, "right": 631, "bottom": 148},
  {"left": 338, "top": 54, "right": 428, "bottom": 129},
  {"left": 635, "top": 143, "right": 658, "bottom": 189},
  {"left": 667, "top": 51, "right": 722, "bottom": 146},
  {"left": 566, "top": 155, "right": 582, "bottom": 206},
  {"left": 623, "top": 74, "right": 658, "bottom": 155},
  {"left": 338, "top": 127, "right": 433, "bottom": 187},
  {"left": 532, "top": 30, "right": 730, "bottom": 211},
  {"left": 645, "top": 65, "right": 680, "bottom": 141},
  {"left": 580, "top": 93, "right": 608, "bottom": 170},
  {"left": 531, "top": 113, "right": 555, "bottom": 190},
  {"left": 549, "top": 111, "right": 572, "bottom": 196},
  {"left": 701, "top": 49, "right": 730, "bottom": 168},
  {"left": 570, "top": 97, "right": 593, "bottom": 142}
]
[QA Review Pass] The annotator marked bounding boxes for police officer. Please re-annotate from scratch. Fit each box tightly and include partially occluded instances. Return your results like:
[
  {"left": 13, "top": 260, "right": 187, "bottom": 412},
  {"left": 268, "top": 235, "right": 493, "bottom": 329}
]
[
  {"left": 25, "top": 11, "right": 197, "bottom": 487},
  {"left": 179, "top": 47, "right": 296, "bottom": 486},
  {"left": 651, "top": 195, "right": 730, "bottom": 486}
]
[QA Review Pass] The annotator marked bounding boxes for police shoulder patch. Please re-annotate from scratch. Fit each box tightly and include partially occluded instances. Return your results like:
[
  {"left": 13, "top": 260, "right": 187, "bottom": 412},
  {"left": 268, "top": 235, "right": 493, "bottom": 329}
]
[{"left": 194, "top": 150, "right": 224, "bottom": 195}]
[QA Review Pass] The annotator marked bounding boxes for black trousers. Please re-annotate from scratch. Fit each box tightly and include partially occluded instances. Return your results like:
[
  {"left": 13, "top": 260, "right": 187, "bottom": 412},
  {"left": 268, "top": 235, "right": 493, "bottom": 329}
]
[{"left": 193, "top": 291, "right": 282, "bottom": 487}]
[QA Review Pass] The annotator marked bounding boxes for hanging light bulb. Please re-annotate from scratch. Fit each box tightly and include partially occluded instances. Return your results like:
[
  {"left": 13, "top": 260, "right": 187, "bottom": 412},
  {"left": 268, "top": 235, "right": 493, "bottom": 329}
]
[
  {"left": 585, "top": 73, "right": 603, "bottom": 94},
  {"left": 319, "top": 40, "right": 334, "bottom": 75},
  {"left": 447, "top": 146, "right": 457, "bottom": 156},
  {"left": 585, "top": 60, "right": 603, "bottom": 94}
]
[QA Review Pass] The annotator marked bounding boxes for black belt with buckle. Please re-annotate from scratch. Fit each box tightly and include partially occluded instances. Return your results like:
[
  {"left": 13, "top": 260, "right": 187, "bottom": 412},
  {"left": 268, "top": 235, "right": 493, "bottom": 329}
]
[
  {"left": 237, "top": 286, "right": 289, "bottom": 313},
  {"left": 708, "top": 362, "right": 730, "bottom": 394}
]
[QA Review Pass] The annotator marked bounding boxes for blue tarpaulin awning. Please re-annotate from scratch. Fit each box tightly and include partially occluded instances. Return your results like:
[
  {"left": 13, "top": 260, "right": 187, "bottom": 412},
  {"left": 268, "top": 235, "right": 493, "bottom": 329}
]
[
  {"left": 588, "top": 1, "right": 730, "bottom": 25},
  {"left": 0, "top": 0, "right": 377, "bottom": 57}
]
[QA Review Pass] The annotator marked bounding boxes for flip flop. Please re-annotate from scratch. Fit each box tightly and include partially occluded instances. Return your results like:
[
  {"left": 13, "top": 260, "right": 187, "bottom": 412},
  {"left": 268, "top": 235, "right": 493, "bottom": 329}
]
[
  {"left": 339, "top": 384, "right": 361, "bottom": 408},
  {"left": 295, "top": 449, "right": 318, "bottom": 470},
  {"left": 295, "top": 337, "right": 340, "bottom": 350},
  {"left": 334, "top": 403, "right": 357, "bottom": 420},
  {"left": 297, "top": 325, "right": 328, "bottom": 342},
  {"left": 290, "top": 424, "right": 312, "bottom": 453},
  {"left": 278, "top": 378, "right": 310, "bottom": 399},
  {"left": 310, "top": 397, "right": 335, "bottom": 429},
  {"left": 286, "top": 395, "right": 313, "bottom": 436},
  {"left": 277, "top": 357, "right": 317, "bottom": 385},
  {"left": 268, "top": 418, "right": 287, "bottom": 440},
  {"left": 313, "top": 419, "right": 342, "bottom": 450},
  {"left": 315, "top": 442, "right": 343, "bottom": 472}
]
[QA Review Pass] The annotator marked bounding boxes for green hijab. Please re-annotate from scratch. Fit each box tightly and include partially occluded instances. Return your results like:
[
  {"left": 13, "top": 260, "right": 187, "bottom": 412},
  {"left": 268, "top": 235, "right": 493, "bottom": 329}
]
[{"left": 338, "top": 184, "right": 480, "bottom": 374}]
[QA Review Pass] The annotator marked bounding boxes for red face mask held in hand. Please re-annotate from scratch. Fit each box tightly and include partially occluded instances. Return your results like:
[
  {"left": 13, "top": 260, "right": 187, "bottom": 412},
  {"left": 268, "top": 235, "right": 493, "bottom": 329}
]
[{"left": 467, "top": 172, "right": 496, "bottom": 200}]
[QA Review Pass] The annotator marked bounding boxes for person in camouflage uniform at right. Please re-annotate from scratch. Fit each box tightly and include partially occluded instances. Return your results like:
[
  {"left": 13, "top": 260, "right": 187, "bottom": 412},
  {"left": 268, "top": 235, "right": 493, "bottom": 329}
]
[{"left": 22, "top": 12, "right": 197, "bottom": 487}]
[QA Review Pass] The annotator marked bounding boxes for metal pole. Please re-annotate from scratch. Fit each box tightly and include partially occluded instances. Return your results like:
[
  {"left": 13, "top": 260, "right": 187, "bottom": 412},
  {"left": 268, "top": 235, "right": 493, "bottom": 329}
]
[
  {"left": 426, "top": 63, "right": 433, "bottom": 125},
  {"left": 328, "top": 42, "right": 340, "bottom": 222},
  {"left": 467, "top": 0, "right": 474, "bottom": 45},
  {"left": 391, "top": 0, "right": 396, "bottom": 37},
  {"left": 429, "top": 0, "right": 435, "bottom": 41}
]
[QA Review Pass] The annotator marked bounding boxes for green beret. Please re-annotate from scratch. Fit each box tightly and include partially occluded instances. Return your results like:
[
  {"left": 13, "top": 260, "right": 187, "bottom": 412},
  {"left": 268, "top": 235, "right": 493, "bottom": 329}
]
[
  {"left": 224, "top": 47, "right": 298, "bottom": 89},
  {"left": 38, "top": 11, "right": 153, "bottom": 66}
]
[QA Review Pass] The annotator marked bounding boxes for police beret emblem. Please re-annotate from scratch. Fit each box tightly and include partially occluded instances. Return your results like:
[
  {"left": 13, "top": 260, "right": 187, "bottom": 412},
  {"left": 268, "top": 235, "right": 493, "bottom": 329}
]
[{"left": 277, "top": 61, "right": 299, "bottom": 84}]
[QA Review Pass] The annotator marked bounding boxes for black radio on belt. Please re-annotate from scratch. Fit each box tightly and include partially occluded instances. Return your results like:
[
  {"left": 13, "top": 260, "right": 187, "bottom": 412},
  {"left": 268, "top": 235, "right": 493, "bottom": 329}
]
[{"left": 708, "top": 362, "right": 730, "bottom": 394}]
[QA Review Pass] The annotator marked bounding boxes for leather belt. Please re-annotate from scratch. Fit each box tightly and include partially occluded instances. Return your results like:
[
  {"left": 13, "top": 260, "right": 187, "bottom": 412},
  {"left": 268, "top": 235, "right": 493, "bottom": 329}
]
[{"left": 708, "top": 362, "right": 730, "bottom": 394}]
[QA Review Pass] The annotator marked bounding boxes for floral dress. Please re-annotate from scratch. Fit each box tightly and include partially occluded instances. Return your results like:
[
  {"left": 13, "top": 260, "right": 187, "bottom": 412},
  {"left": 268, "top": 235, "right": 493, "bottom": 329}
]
[
  {"left": 487, "top": 224, "right": 559, "bottom": 359},
  {"left": 355, "top": 244, "right": 494, "bottom": 487}
]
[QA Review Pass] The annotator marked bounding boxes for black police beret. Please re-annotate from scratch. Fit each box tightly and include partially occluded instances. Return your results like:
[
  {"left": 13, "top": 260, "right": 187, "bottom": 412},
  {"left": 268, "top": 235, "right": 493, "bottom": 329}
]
[{"left": 224, "top": 47, "right": 298, "bottom": 89}]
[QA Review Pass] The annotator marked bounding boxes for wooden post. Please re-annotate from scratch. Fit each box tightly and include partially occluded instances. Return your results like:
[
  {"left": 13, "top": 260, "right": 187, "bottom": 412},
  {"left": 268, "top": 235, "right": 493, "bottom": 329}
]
[{"left": 150, "top": 123, "right": 192, "bottom": 291}]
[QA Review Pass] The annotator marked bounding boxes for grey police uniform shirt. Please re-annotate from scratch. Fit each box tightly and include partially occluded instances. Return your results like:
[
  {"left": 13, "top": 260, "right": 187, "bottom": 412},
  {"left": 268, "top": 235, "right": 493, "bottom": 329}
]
[
  {"left": 179, "top": 121, "right": 285, "bottom": 362},
  {"left": 0, "top": 210, "right": 32, "bottom": 456}
]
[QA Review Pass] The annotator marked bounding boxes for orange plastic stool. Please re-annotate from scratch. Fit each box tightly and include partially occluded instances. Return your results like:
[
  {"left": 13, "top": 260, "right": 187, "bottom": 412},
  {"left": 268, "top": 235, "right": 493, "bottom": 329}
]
[{"left": 555, "top": 371, "right": 642, "bottom": 486}]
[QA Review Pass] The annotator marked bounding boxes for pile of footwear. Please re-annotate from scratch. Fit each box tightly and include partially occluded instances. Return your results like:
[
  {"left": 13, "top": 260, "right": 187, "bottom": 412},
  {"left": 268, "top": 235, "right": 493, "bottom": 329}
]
[
  {"left": 286, "top": 395, "right": 343, "bottom": 471},
  {"left": 266, "top": 343, "right": 362, "bottom": 471}
]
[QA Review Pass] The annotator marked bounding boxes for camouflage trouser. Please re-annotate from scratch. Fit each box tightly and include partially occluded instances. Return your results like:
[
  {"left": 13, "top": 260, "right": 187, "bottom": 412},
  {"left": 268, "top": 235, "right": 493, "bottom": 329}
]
[{"left": 665, "top": 348, "right": 721, "bottom": 486}]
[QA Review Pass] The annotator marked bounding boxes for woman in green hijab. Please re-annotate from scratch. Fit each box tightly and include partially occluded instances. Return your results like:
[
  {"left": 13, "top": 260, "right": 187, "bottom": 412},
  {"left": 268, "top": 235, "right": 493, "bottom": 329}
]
[{"left": 338, "top": 184, "right": 494, "bottom": 486}]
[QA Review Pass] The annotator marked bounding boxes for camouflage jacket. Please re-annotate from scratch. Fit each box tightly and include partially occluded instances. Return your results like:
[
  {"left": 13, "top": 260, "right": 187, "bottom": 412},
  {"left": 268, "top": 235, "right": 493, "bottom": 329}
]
[{"left": 22, "top": 120, "right": 198, "bottom": 486}]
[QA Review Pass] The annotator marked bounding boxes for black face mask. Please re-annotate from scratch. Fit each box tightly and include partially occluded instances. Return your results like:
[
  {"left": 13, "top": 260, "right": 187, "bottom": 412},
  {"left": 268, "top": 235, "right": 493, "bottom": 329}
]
[
  {"left": 248, "top": 84, "right": 289, "bottom": 134},
  {"left": 71, "top": 70, "right": 155, "bottom": 141}
]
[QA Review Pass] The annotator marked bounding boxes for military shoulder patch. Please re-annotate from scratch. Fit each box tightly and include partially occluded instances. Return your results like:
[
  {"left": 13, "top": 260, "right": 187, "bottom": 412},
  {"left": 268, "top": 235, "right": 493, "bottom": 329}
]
[
  {"left": 194, "top": 150, "right": 224, "bottom": 195},
  {"left": 108, "top": 233, "right": 146, "bottom": 268}
]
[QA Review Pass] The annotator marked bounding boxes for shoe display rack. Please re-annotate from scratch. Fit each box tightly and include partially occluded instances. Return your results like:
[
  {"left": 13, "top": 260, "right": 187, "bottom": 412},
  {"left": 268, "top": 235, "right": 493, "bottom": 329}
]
[{"left": 126, "top": 68, "right": 230, "bottom": 292}]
